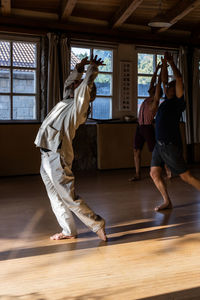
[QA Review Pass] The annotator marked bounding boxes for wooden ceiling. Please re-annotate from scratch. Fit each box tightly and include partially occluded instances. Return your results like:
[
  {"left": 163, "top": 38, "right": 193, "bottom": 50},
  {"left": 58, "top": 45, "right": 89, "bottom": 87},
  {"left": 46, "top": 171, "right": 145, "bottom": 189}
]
[{"left": 0, "top": 0, "right": 200, "bottom": 46}]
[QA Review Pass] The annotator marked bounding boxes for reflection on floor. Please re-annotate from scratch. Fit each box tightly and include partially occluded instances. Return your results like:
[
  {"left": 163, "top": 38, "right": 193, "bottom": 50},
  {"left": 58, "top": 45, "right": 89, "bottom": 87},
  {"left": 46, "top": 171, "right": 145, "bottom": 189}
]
[{"left": 1, "top": 166, "right": 200, "bottom": 300}]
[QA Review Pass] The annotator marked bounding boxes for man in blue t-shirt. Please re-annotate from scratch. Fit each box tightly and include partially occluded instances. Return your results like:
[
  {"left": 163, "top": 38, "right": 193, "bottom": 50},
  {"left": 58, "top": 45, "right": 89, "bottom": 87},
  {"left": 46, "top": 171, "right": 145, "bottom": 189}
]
[{"left": 150, "top": 52, "right": 200, "bottom": 211}]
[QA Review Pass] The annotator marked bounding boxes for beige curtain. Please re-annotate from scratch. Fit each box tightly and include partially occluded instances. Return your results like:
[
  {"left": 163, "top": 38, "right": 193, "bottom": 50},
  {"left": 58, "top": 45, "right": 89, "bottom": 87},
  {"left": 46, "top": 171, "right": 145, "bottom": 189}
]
[
  {"left": 60, "top": 36, "right": 70, "bottom": 94},
  {"left": 192, "top": 48, "right": 200, "bottom": 143},
  {"left": 179, "top": 46, "right": 192, "bottom": 144},
  {"left": 47, "top": 33, "right": 70, "bottom": 113}
]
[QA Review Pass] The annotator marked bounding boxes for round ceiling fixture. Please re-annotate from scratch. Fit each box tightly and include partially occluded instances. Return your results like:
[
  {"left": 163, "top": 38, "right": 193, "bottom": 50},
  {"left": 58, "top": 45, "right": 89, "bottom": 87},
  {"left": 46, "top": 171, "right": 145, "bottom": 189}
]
[{"left": 148, "top": 0, "right": 171, "bottom": 28}]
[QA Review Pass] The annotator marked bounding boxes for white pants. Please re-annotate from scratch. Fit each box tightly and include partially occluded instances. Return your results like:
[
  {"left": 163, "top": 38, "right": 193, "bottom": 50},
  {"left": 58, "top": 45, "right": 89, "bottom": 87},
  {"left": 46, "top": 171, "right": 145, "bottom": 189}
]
[{"left": 40, "top": 150, "right": 104, "bottom": 236}]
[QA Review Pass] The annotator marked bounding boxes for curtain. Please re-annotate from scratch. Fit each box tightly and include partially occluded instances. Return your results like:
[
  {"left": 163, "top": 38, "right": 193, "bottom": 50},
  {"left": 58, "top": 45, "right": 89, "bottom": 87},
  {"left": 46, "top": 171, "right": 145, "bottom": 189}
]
[
  {"left": 192, "top": 48, "right": 200, "bottom": 143},
  {"left": 40, "top": 36, "right": 48, "bottom": 120},
  {"left": 179, "top": 46, "right": 192, "bottom": 144},
  {"left": 60, "top": 36, "right": 70, "bottom": 96},
  {"left": 46, "top": 33, "right": 70, "bottom": 113}
]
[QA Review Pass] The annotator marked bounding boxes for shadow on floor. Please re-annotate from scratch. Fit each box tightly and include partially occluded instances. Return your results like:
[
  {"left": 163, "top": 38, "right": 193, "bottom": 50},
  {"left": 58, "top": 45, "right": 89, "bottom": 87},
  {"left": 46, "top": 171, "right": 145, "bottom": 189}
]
[{"left": 1, "top": 209, "right": 200, "bottom": 261}]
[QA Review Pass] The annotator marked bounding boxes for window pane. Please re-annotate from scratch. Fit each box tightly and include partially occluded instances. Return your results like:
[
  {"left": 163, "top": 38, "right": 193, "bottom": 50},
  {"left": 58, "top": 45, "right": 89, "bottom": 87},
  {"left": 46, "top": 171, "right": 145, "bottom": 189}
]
[
  {"left": 13, "top": 69, "right": 36, "bottom": 93},
  {"left": 13, "top": 42, "right": 37, "bottom": 68},
  {"left": 0, "top": 41, "right": 10, "bottom": 66},
  {"left": 92, "top": 97, "right": 112, "bottom": 119},
  {"left": 95, "top": 74, "right": 112, "bottom": 96},
  {"left": 137, "top": 98, "right": 145, "bottom": 116},
  {"left": 71, "top": 47, "right": 90, "bottom": 70},
  {"left": 13, "top": 96, "right": 36, "bottom": 120},
  {"left": 93, "top": 49, "right": 113, "bottom": 72},
  {"left": 138, "top": 76, "right": 151, "bottom": 97},
  {"left": 138, "top": 54, "right": 153, "bottom": 74},
  {"left": 0, "top": 95, "right": 10, "bottom": 120},
  {"left": 0, "top": 69, "right": 10, "bottom": 93}
]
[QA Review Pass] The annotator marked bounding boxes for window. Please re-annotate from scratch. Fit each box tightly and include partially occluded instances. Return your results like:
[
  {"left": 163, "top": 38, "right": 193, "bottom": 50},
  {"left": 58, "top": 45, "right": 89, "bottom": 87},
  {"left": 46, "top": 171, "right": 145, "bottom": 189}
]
[
  {"left": 0, "top": 36, "right": 40, "bottom": 122},
  {"left": 137, "top": 51, "right": 175, "bottom": 115},
  {"left": 71, "top": 45, "right": 113, "bottom": 120}
]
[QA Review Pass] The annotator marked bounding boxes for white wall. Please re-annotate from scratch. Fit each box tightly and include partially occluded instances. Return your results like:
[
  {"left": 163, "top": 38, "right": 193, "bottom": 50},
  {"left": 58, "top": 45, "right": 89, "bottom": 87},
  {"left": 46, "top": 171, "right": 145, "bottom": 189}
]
[{"left": 112, "top": 43, "right": 137, "bottom": 119}]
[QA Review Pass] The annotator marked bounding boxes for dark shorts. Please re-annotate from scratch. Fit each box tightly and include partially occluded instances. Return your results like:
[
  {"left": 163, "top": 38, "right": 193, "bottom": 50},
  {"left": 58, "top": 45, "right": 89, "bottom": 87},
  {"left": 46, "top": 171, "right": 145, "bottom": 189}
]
[
  {"left": 151, "top": 142, "right": 188, "bottom": 175},
  {"left": 134, "top": 125, "right": 155, "bottom": 152}
]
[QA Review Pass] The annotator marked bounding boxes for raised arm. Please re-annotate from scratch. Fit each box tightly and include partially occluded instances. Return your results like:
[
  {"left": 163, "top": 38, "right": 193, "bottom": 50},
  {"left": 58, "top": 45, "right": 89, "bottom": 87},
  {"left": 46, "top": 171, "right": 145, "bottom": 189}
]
[
  {"left": 150, "top": 70, "right": 162, "bottom": 114},
  {"left": 161, "top": 55, "right": 168, "bottom": 96},
  {"left": 165, "top": 52, "right": 184, "bottom": 98},
  {"left": 63, "top": 57, "right": 89, "bottom": 99},
  {"left": 73, "top": 55, "right": 105, "bottom": 120},
  {"left": 81, "top": 55, "right": 105, "bottom": 89},
  {"left": 149, "top": 62, "right": 162, "bottom": 92}
]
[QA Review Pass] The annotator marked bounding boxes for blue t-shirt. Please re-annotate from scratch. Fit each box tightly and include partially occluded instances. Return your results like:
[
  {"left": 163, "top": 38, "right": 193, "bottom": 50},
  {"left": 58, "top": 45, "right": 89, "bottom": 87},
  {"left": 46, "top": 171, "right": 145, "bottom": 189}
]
[{"left": 155, "top": 95, "right": 186, "bottom": 145}]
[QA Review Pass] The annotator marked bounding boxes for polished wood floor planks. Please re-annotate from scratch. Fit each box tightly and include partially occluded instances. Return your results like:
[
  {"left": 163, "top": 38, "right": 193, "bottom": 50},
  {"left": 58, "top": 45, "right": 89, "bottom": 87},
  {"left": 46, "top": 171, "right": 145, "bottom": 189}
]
[{"left": 1, "top": 166, "right": 200, "bottom": 299}]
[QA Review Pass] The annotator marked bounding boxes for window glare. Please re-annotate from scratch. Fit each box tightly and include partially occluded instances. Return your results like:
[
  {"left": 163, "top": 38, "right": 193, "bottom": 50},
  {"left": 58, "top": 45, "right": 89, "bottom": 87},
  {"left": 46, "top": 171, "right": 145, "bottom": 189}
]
[
  {"left": 93, "top": 49, "right": 113, "bottom": 72},
  {"left": 13, "top": 69, "right": 36, "bottom": 94},
  {"left": 13, "top": 42, "right": 36, "bottom": 68},
  {"left": 92, "top": 97, "right": 112, "bottom": 120},
  {"left": 0, "top": 39, "right": 38, "bottom": 122},
  {"left": 138, "top": 53, "right": 153, "bottom": 74},
  {"left": 0, "top": 41, "right": 10, "bottom": 66},
  {"left": 95, "top": 74, "right": 112, "bottom": 96},
  {"left": 138, "top": 76, "right": 151, "bottom": 97},
  {"left": 13, "top": 96, "right": 36, "bottom": 120},
  {"left": 0, "top": 68, "right": 10, "bottom": 93},
  {"left": 0, "top": 95, "right": 10, "bottom": 120}
]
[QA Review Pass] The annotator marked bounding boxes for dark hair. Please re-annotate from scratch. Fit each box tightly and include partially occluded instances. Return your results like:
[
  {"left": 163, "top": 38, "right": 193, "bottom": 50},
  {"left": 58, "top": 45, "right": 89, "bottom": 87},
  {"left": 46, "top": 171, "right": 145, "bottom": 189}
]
[{"left": 167, "top": 80, "right": 176, "bottom": 88}]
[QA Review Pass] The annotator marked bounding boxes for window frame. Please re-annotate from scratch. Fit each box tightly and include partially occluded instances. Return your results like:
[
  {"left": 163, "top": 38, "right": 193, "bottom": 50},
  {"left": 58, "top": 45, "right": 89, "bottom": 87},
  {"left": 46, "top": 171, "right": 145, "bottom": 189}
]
[
  {"left": 70, "top": 41, "right": 116, "bottom": 120},
  {"left": 0, "top": 34, "right": 40, "bottom": 123}
]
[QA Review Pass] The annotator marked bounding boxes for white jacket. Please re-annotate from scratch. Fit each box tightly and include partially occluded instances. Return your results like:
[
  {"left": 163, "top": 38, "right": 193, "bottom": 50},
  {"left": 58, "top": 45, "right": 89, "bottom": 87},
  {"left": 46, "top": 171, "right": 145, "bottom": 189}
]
[{"left": 34, "top": 63, "right": 98, "bottom": 167}]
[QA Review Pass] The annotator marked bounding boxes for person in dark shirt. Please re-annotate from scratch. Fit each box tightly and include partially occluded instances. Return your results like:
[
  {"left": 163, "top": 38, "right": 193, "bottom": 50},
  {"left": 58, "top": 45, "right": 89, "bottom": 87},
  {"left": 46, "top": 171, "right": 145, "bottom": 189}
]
[
  {"left": 150, "top": 52, "right": 200, "bottom": 211},
  {"left": 129, "top": 63, "right": 171, "bottom": 182}
]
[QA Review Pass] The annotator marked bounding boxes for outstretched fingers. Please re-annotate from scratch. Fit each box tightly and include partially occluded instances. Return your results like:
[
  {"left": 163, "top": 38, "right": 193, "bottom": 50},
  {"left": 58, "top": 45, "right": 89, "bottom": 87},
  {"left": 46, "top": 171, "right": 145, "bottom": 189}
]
[{"left": 90, "top": 54, "right": 106, "bottom": 66}]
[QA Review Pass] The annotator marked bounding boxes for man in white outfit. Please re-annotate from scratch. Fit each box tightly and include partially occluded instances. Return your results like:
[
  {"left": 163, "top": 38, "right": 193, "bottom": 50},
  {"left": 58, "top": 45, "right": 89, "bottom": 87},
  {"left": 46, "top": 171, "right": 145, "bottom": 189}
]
[{"left": 34, "top": 55, "right": 107, "bottom": 241}]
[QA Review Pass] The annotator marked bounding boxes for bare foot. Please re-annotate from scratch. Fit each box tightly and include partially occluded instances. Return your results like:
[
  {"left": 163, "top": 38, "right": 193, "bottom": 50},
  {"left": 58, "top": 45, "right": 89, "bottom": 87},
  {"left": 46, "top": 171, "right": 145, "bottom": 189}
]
[
  {"left": 50, "top": 232, "right": 77, "bottom": 240},
  {"left": 155, "top": 202, "right": 173, "bottom": 212},
  {"left": 96, "top": 227, "right": 107, "bottom": 241},
  {"left": 128, "top": 176, "right": 140, "bottom": 182}
]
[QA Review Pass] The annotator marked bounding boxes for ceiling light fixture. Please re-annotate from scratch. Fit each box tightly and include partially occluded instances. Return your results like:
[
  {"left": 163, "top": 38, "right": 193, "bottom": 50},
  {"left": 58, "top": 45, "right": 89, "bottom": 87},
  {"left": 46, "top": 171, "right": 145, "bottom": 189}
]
[{"left": 148, "top": 0, "right": 171, "bottom": 28}]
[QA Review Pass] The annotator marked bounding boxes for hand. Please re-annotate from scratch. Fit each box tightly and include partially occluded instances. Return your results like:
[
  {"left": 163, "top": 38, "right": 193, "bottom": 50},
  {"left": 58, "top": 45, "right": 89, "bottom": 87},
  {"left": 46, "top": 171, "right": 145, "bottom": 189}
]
[
  {"left": 161, "top": 56, "right": 167, "bottom": 65},
  {"left": 164, "top": 51, "right": 173, "bottom": 64},
  {"left": 155, "top": 62, "right": 162, "bottom": 73},
  {"left": 79, "top": 56, "right": 90, "bottom": 67},
  {"left": 76, "top": 56, "right": 90, "bottom": 72},
  {"left": 90, "top": 54, "right": 106, "bottom": 66},
  {"left": 156, "top": 62, "right": 162, "bottom": 70}
]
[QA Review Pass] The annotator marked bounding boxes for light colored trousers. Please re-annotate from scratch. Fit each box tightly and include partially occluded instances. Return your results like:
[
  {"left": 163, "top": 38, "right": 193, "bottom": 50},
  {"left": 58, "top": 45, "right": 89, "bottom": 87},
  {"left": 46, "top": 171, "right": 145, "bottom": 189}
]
[{"left": 40, "top": 150, "right": 104, "bottom": 236}]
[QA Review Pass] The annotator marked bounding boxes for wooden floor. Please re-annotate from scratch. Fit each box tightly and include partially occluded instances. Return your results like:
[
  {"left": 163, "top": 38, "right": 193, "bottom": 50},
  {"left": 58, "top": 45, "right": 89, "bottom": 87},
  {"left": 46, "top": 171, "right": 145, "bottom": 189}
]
[{"left": 1, "top": 166, "right": 200, "bottom": 300}]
